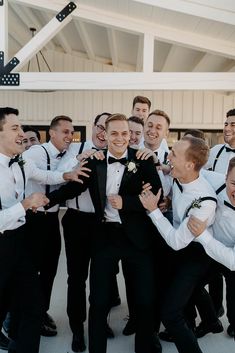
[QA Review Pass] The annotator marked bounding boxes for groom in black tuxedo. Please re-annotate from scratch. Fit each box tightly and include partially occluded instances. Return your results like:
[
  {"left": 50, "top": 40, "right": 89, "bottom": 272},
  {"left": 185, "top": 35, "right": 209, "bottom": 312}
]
[{"left": 46, "top": 113, "right": 162, "bottom": 353}]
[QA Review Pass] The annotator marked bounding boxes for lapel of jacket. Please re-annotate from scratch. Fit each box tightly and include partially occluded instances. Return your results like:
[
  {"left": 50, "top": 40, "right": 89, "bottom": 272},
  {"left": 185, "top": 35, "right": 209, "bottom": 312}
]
[
  {"left": 96, "top": 152, "right": 107, "bottom": 212},
  {"left": 119, "top": 147, "right": 136, "bottom": 193}
]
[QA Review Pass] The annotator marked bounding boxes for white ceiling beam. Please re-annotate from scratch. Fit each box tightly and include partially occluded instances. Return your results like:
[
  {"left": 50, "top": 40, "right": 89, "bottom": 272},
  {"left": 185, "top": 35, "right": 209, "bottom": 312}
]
[
  {"left": 136, "top": 35, "right": 143, "bottom": 71},
  {"left": 161, "top": 45, "right": 177, "bottom": 72},
  {"left": 132, "top": 0, "right": 235, "bottom": 26},
  {"left": 9, "top": 0, "right": 235, "bottom": 60},
  {"left": 143, "top": 33, "right": 154, "bottom": 73},
  {"left": 74, "top": 20, "right": 95, "bottom": 61},
  {"left": 192, "top": 52, "right": 207, "bottom": 72},
  {"left": 10, "top": 3, "right": 55, "bottom": 50},
  {"left": 221, "top": 60, "right": 235, "bottom": 72},
  {"left": 0, "top": 0, "right": 8, "bottom": 62},
  {"left": 41, "top": 12, "right": 72, "bottom": 54},
  {"left": 107, "top": 28, "right": 118, "bottom": 67},
  {"left": 11, "top": 9, "right": 74, "bottom": 72},
  {"left": 2, "top": 72, "right": 235, "bottom": 91}
]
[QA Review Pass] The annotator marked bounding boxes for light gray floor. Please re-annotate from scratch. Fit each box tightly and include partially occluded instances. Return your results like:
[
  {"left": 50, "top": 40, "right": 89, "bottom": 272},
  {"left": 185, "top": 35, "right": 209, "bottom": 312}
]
[{"left": 1, "top": 212, "right": 234, "bottom": 353}]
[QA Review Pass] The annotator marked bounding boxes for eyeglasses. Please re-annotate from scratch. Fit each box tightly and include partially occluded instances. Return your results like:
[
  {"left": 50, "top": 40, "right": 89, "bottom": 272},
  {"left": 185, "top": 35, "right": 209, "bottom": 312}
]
[{"left": 96, "top": 124, "right": 105, "bottom": 132}]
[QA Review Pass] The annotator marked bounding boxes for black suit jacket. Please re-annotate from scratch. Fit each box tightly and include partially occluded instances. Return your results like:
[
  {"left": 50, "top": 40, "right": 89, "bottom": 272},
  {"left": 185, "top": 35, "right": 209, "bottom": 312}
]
[{"left": 48, "top": 147, "right": 162, "bottom": 250}]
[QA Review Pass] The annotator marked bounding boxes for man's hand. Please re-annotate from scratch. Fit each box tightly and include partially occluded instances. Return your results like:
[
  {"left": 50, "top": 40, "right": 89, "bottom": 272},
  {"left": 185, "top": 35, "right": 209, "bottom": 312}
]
[
  {"left": 139, "top": 189, "right": 161, "bottom": 212},
  {"left": 158, "top": 164, "right": 171, "bottom": 175},
  {"left": 187, "top": 215, "right": 207, "bottom": 237},
  {"left": 136, "top": 148, "right": 157, "bottom": 162},
  {"left": 107, "top": 194, "right": 123, "bottom": 210},
  {"left": 63, "top": 160, "right": 91, "bottom": 183},
  {"left": 21, "top": 192, "right": 49, "bottom": 211},
  {"left": 159, "top": 196, "right": 171, "bottom": 213},
  {"left": 91, "top": 150, "right": 105, "bottom": 160},
  {"left": 77, "top": 149, "right": 96, "bottom": 162}
]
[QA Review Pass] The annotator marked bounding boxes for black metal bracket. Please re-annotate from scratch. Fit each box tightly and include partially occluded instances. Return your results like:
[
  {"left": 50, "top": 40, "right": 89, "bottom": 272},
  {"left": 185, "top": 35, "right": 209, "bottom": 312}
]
[
  {"left": 0, "top": 0, "right": 3, "bottom": 6},
  {"left": 0, "top": 52, "right": 20, "bottom": 86},
  {"left": 56, "top": 2, "right": 77, "bottom": 22}
]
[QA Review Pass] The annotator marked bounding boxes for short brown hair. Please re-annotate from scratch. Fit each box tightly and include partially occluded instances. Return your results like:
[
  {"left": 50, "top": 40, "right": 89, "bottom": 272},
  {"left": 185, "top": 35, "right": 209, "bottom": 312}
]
[
  {"left": 182, "top": 135, "right": 209, "bottom": 171},
  {"left": 227, "top": 157, "right": 235, "bottom": 175},
  {"left": 184, "top": 129, "right": 205, "bottom": 141},
  {"left": 50, "top": 115, "right": 72, "bottom": 129},
  {"left": 128, "top": 116, "right": 144, "bottom": 127},
  {"left": 132, "top": 96, "right": 151, "bottom": 110},
  {"left": 105, "top": 113, "right": 128, "bottom": 130},
  {"left": 147, "top": 109, "right": 170, "bottom": 127},
  {"left": 226, "top": 109, "right": 235, "bottom": 118}
]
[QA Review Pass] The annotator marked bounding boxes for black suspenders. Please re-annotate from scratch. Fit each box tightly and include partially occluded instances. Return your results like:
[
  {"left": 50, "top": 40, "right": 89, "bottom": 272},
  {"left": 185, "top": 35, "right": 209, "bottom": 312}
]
[
  {"left": 75, "top": 142, "right": 86, "bottom": 209},
  {"left": 41, "top": 146, "right": 51, "bottom": 196},
  {"left": 212, "top": 145, "right": 225, "bottom": 171}
]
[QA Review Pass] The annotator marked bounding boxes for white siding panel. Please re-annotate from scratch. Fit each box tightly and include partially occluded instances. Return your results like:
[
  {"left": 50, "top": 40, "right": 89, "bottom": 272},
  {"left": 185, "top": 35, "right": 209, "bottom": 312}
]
[{"left": 0, "top": 90, "right": 234, "bottom": 134}]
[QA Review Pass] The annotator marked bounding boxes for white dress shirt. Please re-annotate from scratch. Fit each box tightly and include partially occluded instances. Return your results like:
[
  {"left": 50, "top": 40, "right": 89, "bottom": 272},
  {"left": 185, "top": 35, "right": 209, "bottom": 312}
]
[
  {"left": 148, "top": 175, "right": 217, "bottom": 250},
  {"left": 205, "top": 143, "right": 235, "bottom": 174},
  {"left": 23, "top": 141, "right": 67, "bottom": 212},
  {"left": 194, "top": 172, "right": 235, "bottom": 270},
  {"left": 104, "top": 151, "right": 127, "bottom": 223},
  {"left": 0, "top": 152, "right": 64, "bottom": 233}
]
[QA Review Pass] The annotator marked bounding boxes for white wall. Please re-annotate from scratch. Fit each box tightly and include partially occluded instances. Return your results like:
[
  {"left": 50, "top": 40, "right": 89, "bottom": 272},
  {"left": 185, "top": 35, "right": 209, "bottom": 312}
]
[{"left": 0, "top": 90, "right": 235, "bottom": 139}]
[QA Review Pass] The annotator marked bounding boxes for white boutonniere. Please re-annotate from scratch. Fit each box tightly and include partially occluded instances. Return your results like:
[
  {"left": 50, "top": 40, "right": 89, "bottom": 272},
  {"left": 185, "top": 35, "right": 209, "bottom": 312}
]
[{"left": 126, "top": 160, "right": 139, "bottom": 173}]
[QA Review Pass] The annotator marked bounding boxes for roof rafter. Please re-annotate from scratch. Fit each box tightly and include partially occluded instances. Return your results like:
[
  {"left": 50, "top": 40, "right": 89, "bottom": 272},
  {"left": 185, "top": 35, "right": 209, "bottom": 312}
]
[
  {"left": 107, "top": 28, "right": 118, "bottom": 67},
  {"left": 74, "top": 20, "right": 95, "bottom": 61},
  {"left": 10, "top": 0, "right": 235, "bottom": 60},
  {"left": 0, "top": 0, "right": 8, "bottom": 62}
]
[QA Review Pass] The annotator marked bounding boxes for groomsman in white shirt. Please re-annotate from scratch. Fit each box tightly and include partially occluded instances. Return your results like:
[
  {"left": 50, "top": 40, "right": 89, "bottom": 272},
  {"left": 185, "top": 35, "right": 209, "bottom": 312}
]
[
  {"left": 140, "top": 136, "right": 220, "bottom": 353},
  {"left": 23, "top": 115, "right": 85, "bottom": 337}
]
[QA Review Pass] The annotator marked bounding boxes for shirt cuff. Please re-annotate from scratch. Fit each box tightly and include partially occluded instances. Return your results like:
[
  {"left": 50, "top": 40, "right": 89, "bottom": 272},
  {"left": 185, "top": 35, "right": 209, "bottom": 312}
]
[
  {"left": 195, "top": 230, "right": 213, "bottom": 245},
  {"left": 12, "top": 202, "right": 26, "bottom": 218},
  {"left": 148, "top": 208, "right": 163, "bottom": 221}
]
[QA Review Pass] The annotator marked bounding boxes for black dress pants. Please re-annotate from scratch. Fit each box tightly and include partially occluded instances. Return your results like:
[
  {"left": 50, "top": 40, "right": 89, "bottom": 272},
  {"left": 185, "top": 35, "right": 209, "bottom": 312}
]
[
  {"left": 26, "top": 210, "right": 61, "bottom": 313},
  {"left": 161, "top": 243, "right": 214, "bottom": 353},
  {"left": 88, "top": 223, "right": 156, "bottom": 353},
  {"left": 0, "top": 226, "right": 43, "bottom": 353},
  {"left": 62, "top": 209, "right": 119, "bottom": 333}
]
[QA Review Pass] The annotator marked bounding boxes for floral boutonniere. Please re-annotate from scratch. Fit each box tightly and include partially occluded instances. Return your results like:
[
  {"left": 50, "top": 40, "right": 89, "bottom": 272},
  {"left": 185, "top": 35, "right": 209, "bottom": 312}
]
[
  {"left": 185, "top": 197, "right": 202, "bottom": 218},
  {"left": 18, "top": 155, "right": 26, "bottom": 168},
  {"left": 126, "top": 160, "right": 139, "bottom": 173}
]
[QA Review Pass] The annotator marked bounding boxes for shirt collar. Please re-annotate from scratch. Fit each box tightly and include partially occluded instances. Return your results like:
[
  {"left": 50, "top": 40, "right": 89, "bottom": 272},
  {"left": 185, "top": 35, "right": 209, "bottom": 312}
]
[
  {"left": 0, "top": 153, "right": 12, "bottom": 168},
  {"left": 47, "top": 141, "right": 62, "bottom": 158},
  {"left": 107, "top": 150, "right": 128, "bottom": 160}
]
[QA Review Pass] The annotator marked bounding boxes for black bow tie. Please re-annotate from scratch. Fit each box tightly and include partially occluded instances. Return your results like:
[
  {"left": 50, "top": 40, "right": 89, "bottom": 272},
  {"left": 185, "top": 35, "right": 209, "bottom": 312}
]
[
  {"left": 9, "top": 155, "right": 20, "bottom": 167},
  {"left": 56, "top": 151, "right": 66, "bottom": 159},
  {"left": 224, "top": 200, "right": 235, "bottom": 211},
  {"left": 108, "top": 156, "right": 127, "bottom": 166},
  {"left": 225, "top": 147, "right": 235, "bottom": 153}
]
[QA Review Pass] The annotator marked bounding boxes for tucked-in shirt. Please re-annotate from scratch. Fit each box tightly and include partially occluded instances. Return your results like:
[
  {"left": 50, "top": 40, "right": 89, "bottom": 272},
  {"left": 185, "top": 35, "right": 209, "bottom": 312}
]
[
  {"left": 148, "top": 175, "right": 217, "bottom": 250},
  {"left": 0, "top": 152, "right": 64, "bottom": 233}
]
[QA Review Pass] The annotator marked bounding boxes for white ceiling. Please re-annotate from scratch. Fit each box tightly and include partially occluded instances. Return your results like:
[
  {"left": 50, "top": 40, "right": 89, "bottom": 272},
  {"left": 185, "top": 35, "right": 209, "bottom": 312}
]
[{"left": 6, "top": 0, "right": 235, "bottom": 73}]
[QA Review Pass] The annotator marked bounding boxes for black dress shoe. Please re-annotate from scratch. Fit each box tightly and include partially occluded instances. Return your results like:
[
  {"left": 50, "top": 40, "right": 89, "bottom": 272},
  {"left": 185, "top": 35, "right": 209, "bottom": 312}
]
[
  {"left": 44, "top": 313, "right": 57, "bottom": 329},
  {"left": 72, "top": 333, "right": 86, "bottom": 352},
  {"left": 227, "top": 324, "right": 235, "bottom": 337},
  {"left": 159, "top": 329, "right": 174, "bottom": 342},
  {"left": 152, "top": 332, "right": 162, "bottom": 353},
  {"left": 122, "top": 319, "right": 136, "bottom": 336},
  {"left": 0, "top": 332, "right": 9, "bottom": 350},
  {"left": 41, "top": 324, "right": 57, "bottom": 337},
  {"left": 106, "top": 323, "right": 115, "bottom": 338},
  {"left": 195, "top": 319, "right": 223, "bottom": 338}
]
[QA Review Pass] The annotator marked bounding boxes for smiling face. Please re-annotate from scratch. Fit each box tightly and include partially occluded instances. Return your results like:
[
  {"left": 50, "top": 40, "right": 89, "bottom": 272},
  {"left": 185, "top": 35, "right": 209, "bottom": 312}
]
[
  {"left": 49, "top": 120, "right": 74, "bottom": 151},
  {"left": 226, "top": 166, "right": 235, "bottom": 206},
  {"left": 106, "top": 119, "right": 130, "bottom": 158},
  {"left": 92, "top": 114, "right": 109, "bottom": 149},
  {"left": 0, "top": 114, "right": 25, "bottom": 157},
  {"left": 224, "top": 115, "right": 235, "bottom": 148},
  {"left": 132, "top": 103, "right": 150, "bottom": 122},
  {"left": 22, "top": 131, "right": 40, "bottom": 150},
  {"left": 144, "top": 114, "right": 169, "bottom": 150},
  {"left": 129, "top": 120, "right": 143, "bottom": 146}
]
